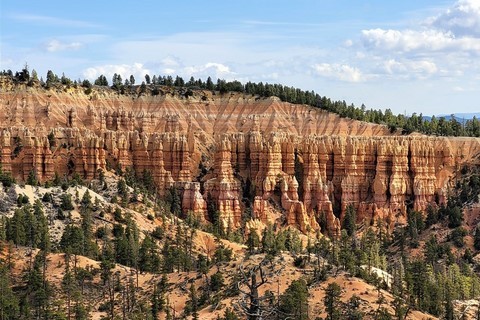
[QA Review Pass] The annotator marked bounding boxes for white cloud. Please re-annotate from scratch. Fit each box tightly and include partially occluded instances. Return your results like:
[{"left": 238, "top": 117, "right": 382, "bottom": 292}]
[
  {"left": 83, "top": 63, "right": 151, "bottom": 83},
  {"left": 355, "top": 0, "right": 480, "bottom": 81},
  {"left": 428, "top": 0, "right": 480, "bottom": 36},
  {"left": 44, "top": 39, "right": 82, "bottom": 52},
  {"left": 161, "top": 56, "right": 181, "bottom": 67},
  {"left": 312, "top": 63, "right": 364, "bottom": 82},
  {"left": 183, "top": 62, "right": 236, "bottom": 80},
  {"left": 360, "top": 0, "right": 480, "bottom": 58},
  {"left": 344, "top": 39, "right": 353, "bottom": 47},
  {"left": 163, "top": 68, "right": 176, "bottom": 75},
  {"left": 383, "top": 59, "right": 438, "bottom": 78},
  {"left": 361, "top": 28, "right": 480, "bottom": 54},
  {"left": 82, "top": 61, "right": 238, "bottom": 84},
  {"left": 11, "top": 13, "right": 100, "bottom": 28}
]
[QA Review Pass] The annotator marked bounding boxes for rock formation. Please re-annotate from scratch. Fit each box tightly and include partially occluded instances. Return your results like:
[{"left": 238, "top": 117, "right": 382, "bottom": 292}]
[{"left": 1, "top": 78, "right": 479, "bottom": 235}]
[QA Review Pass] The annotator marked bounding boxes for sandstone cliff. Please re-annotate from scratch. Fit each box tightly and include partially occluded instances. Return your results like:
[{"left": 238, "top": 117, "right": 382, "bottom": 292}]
[{"left": 1, "top": 78, "right": 479, "bottom": 235}]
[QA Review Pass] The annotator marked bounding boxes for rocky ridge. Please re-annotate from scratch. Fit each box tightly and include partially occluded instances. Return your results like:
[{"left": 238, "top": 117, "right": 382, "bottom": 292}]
[{"left": 1, "top": 79, "right": 479, "bottom": 235}]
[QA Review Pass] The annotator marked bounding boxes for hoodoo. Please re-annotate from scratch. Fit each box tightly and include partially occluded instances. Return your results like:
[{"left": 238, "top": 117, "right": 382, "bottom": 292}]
[{"left": 1, "top": 78, "right": 479, "bottom": 235}]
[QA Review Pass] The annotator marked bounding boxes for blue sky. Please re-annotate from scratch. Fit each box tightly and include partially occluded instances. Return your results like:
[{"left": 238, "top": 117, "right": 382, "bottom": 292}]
[{"left": 1, "top": 0, "right": 479, "bottom": 116}]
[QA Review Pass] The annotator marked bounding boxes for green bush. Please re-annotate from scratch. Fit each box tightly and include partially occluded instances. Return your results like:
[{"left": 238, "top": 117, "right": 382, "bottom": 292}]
[
  {"left": 450, "top": 227, "right": 468, "bottom": 248},
  {"left": 210, "top": 272, "right": 224, "bottom": 292},
  {"left": 60, "top": 194, "right": 74, "bottom": 210},
  {"left": 114, "top": 208, "right": 124, "bottom": 222}
]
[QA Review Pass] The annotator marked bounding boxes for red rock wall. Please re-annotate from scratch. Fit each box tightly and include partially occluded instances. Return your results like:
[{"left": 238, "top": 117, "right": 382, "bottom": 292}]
[{"left": 1, "top": 80, "right": 479, "bottom": 235}]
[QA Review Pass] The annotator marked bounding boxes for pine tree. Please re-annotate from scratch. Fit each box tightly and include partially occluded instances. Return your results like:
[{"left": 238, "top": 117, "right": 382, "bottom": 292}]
[
  {"left": 444, "top": 287, "right": 454, "bottom": 320},
  {"left": 26, "top": 170, "right": 38, "bottom": 186},
  {"left": 0, "top": 217, "right": 6, "bottom": 241},
  {"left": 324, "top": 282, "right": 342, "bottom": 320},
  {"left": 168, "top": 187, "right": 182, "bottom": 217},
  {"left": 206, "top": 77, "right": 214, "bottom": 90},
  {"left": 447, "top": 205, "right": 463, "bottom": 228},
  {"left": 33, "top": 201, "right": 50, "bottom": 251},
  {"left": 210, "top": 272, "right": 225, "bottom": 292},
  {"left": 60, "top": 225, "right": 85, "bottom": 256},
  {"left": 151, "top": 284, "right": 161, "bottom": 319},
  {"left": 345, "top": 295, "right": 364, "bottom": 320},
  {"left": 62, "top": 253, "right": 77, "bottom": 320},
  {"left": 139, "top": 235, "right": 160, "bottom": 272},
  {"left": 0, "top": 262, "right": 19, "bottom": 319},
  {"left": 79, "top": 191, "right": 97, "bottom": 258},
  {"left": 342, "top": 204, "right": 357, "bottom": 236},
  {"left": 46, "top": 70, "right": 56, "bottom": 87},
  {"left": 474, "top": 226, "right": 480, "bottom": 250},
  {"left": 26, "top": 252, "right": 54, "bottom": 319},
  {"left": 6, "top": 207, "right": 27, "bottom": 246},
  {"left": 189, "top": 283, "right": 199, "bottom": 320},
  {"left": 94, "top": 74, "right": 108, "bottom": 86},
  {"left": 339, "top": 230, "right": 355, "bottom": 272},
  {"left": 279, "top": 279, "right": 309, "bottom": 319},
  {"left": 261, "top": 224, "right": 276, "bottom": 255},
  {"left": 246, "top": 229, "right": 259, "bottom": 255}
]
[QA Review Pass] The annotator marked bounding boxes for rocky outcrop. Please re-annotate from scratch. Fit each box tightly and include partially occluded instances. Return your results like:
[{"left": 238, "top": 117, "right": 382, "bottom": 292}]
[
  {"left": 180, "top": 182, "right": 207, "bottom": 221},
  {"left": 204, "top": 135, "right": 242, "bottom": 229},
  {"left": 1, "top": 79, "right": 479, "bottom": 235}
]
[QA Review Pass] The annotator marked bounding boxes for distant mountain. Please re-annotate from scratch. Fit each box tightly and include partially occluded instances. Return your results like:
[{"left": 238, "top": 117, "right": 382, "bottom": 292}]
[
  {"left": 437, "top": 113, "right": 480, "bottom": 120},
  {"left": 423, "top": 112, "right": 480, "bottom": 122}
]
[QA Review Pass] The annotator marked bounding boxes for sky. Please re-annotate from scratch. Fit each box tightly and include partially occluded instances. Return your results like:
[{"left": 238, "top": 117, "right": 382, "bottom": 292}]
[{"left": 1, "top": 0, "right": 480, "bottom": 116}]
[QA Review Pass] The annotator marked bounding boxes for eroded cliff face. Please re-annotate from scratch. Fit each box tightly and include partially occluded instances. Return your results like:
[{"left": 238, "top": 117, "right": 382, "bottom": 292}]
[{"left": 1, "top": 79, "right": 479, "bottom": 235}]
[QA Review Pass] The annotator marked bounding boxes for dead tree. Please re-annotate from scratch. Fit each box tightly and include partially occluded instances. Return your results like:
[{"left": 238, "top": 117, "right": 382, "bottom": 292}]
[{"left": 235, "top": 258, "right": 278, "bottom": 320}]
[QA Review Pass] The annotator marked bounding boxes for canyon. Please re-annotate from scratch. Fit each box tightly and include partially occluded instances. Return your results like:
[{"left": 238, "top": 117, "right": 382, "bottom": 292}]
[{"left": 1, "top": 78, "right": 480, "bottom": 235}]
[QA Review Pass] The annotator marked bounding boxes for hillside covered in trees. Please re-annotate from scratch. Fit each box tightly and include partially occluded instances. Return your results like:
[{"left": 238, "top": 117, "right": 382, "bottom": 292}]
[{"left": 0, "top": 161, "right": 480, "bottom": 319}]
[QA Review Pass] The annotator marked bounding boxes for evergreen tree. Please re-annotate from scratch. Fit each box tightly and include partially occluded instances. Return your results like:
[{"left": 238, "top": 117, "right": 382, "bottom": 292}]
[
  {"left": 79, "top": 191, "right": 97, "bottom": 258},
  {"left": 60, "top": 225, "right": 85, "bottom": 256},
  {"left": 261, "top": 224, "right": 276, "bottom": 255},
  {"left": 31, "top": 69, "right": 38, "bottom": 81},
  {"left": 139, "top": 235, "right": 161, "bottom": 272},
  {"left": 246, "top": 229, "right": 260, "bottom": 255},
  {"left": 25, "top": 252, "right": 54, "bottom": 319},
  {"left": 206, "top": 76, "right": 214, "bottom": 90},
  {"left": 26, "top": 170, "right": 38, "bottom": 186},
  {"left": 94, "top": 74, "right": 108, "bottom": 86},
  {"left": 0, "top": 262, "right": 19, "bottom": 319},
  {"left": 221, "top": 307, "right": 240, "bottom": 320},
  {"left": 189, "top": 283, "right": 199, "bottom": 320},
  {"left": 279, "top": 279, "right": 309, "bottom": 319},
  {"left": 62, "top": 253, "right": 78, "bottom": 320},
  {"left": 342, "top": 204, "right": 357, "bottom": 236},
  {"left": 167, "top": 186, "right": 182, "bottom": 217},
  {"left": 444, "top": 287, "right": 454, "bottom": 320},
  {"left": 210, "top": 272, "right": 225, "bottom": 292},
  {"left": 324, "top": 282, "right": 342, "bottom": 320},
  {"left": 345, "top": 295, "right": 364, "bottom": 320},
  {"left": 151, "top": 284, "right": 161, "bottom": 319},
  {"left": 446, "top": 205, "right": 463, "bottom": 228},
  {"left": 60, "top": 193, "right": 74, "bottom": 211},
  {"left": 33, "top": 201, "right": 50, "bottom": 251},
  {"left": 117, "top": 179, "right": 128, "bottom": 197},
  {"left": 6, "top": 207, "right": 27, "bottom": 246},
  {"left": 474, "top": 226, "right": 480, "bottom": 251},
  {"left": 46, "top": 70, "right": 56, "bottom": 87},
  {"left": 0, "top": 217, "right": 6, "bottom": 241},
  {"left": 0, "top": 166, "right": 15, "bottom": 188},
  {"left": 339, "top": 230, "right": 355, "bottom": 273}
]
